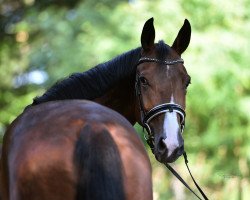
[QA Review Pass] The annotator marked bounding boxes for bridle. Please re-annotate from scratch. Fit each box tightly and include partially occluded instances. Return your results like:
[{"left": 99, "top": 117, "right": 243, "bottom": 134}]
[
  {"left": 135, "top": 57, "right": 209, "bottom": 200},
  {"left": 135, "top": 57, "right": 186, "bottom": 150}
]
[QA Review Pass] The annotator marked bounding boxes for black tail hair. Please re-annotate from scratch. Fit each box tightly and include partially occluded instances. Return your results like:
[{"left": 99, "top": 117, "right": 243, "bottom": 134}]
[{"left": 74, "top": 125, "right": 125, "bottom": 200}]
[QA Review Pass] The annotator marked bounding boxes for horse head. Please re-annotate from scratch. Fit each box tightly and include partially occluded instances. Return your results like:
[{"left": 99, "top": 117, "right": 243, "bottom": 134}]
[{"left": 136, "top": 18, "right": 191, "bottom": 163}]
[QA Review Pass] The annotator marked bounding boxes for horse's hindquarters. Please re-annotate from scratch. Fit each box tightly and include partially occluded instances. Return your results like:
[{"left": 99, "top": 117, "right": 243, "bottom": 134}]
[{"left": 1, "top": 101, "right": 153, "bottom": 200}]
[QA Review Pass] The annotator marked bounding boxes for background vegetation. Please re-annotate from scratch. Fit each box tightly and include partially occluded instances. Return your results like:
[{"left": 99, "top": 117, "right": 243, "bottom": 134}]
[{"left": 0, "top": 0, "right": 249, "bottom": 199}]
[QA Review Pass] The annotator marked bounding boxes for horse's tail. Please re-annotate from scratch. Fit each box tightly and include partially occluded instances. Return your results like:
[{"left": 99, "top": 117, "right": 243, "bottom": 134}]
[{"left": 74, "top": 124, "right": 125, "bottom": 200}]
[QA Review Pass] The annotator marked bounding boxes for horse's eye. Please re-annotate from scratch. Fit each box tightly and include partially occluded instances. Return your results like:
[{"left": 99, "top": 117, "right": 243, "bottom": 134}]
[{"left": 139, "top": 76, "right": 148, "bottom": 86}]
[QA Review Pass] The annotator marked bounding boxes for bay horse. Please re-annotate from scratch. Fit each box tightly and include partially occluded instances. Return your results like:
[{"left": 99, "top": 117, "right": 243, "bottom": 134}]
[
  {"left": 0, "top": 18, "right": 192, "bottom": 200},
  {"left": 31, "top": 17, "right": 191, "bottom": 163}
]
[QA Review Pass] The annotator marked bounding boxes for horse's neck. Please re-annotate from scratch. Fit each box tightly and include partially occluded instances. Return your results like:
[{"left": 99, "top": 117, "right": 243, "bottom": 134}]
[{"left": 94, "top": 76, "right": 138, "bottom": 125}]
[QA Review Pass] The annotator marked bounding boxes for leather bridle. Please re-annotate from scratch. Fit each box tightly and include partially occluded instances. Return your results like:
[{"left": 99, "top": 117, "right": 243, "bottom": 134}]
[
  {"left": 135, "top": 57, "right": 209, "bottom": 200},
  {"left": 135, "top": 57, "right": 186, "bottom": 151}
]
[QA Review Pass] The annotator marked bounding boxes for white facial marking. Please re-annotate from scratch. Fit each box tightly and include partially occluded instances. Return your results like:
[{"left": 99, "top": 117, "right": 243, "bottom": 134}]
[
  {"left": 162, "top": 95, "right": 180, "bottom": 157},
  {"left": 166, "top": 65, "right": 171, "bottom": 78}
]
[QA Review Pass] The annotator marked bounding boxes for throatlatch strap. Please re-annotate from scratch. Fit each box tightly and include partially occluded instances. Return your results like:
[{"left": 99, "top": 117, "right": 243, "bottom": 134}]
[{"left": 165, "top": 152, "right": 209, "bottom": 200}]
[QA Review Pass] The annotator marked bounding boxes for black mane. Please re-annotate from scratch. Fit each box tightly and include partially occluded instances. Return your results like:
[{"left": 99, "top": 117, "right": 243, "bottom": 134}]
[
  {"left": 32, "top": 47, "right": 141, "bottom": 105},
  {"left": 31, "top": 40, "right": 171, "bottom": 106}
]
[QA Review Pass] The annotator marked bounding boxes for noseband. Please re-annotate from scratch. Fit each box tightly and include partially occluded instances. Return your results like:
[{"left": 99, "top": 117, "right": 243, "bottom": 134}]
[{"left": 135, "top": 57, "right": 186, "bottom": 150}]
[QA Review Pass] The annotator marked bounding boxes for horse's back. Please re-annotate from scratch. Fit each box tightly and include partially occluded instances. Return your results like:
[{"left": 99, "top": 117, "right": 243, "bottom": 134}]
[{"left": 0, "top": 100, "right": 152, "bottom": 200}]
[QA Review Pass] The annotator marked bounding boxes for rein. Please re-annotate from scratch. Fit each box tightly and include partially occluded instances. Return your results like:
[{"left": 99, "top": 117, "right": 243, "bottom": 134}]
[{"left": 135, "top": 57, "right": 209, "bottom": 200}]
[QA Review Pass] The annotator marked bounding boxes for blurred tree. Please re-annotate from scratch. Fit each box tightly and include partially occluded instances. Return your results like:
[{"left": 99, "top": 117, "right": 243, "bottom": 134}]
[{"left": 0, "top": 0, "right": 249, "bottom": 199}]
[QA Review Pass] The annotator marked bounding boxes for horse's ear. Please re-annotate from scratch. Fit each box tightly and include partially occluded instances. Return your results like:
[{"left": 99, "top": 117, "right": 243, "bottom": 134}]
[
  {"left": 141, "top": 18, "right": 155, "bottom": 51},
  {"left": 171, "top": 19, "right": 191, "bottom": 55}
]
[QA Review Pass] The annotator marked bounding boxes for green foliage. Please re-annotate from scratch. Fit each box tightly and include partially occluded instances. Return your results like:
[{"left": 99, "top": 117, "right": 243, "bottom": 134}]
[{"left": 0, "top": 0, "right": 249, "bottom": 199}]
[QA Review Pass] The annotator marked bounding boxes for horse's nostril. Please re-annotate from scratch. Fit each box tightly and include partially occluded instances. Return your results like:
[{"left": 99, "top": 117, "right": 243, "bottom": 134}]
[{"left": 158, "top": 138, "right": 167, "bottom": 154}]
